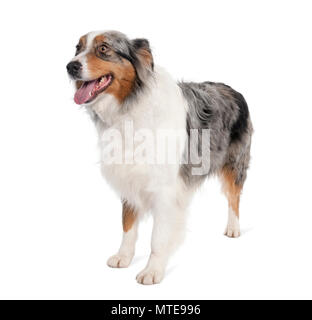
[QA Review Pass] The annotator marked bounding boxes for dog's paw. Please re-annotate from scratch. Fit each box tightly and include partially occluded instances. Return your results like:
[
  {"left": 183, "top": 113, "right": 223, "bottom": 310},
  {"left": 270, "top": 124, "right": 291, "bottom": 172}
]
[
  {"left": 224, "top": 209, "right": 240, "bottom": 238},
  {"left": 224, "top": 224, "right": 240, "bottom": 238},
  {"left": 136, "top": 267, "right": 164, "bottom": 285},
  {"left": 107, "top": 254, "right": 133, "bottom": 268}
]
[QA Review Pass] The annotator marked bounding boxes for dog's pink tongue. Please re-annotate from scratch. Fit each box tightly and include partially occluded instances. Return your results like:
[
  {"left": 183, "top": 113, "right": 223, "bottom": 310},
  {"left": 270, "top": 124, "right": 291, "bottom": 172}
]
[{"left": 74, "top": 80, "right": 97, "bottom": 105}]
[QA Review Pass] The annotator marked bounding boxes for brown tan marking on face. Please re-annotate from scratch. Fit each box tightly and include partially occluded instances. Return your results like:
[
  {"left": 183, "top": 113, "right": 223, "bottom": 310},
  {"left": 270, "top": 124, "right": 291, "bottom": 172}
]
[
  {"left": 220, "top": 166, "right": 242, "bottom": 217},
  {"left": 122, "top": 201, "right": 137, "bottom": 232},
  {"left": 86, "top": 53, "right": 136, "bottom": 102},
  {"left": 83, "top": 35, "right": 136, "bottom": 103},
  {"left": 94, "top": 34, "right": 106, "bottom": 44},
  {"left": 76, "top": 35, "right": 87, "bottom": 56}
]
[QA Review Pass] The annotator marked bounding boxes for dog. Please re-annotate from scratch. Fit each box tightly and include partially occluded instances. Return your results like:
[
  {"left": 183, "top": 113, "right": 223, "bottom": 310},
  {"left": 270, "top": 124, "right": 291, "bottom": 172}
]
[{"left": 66, "top": 30, "right": 252, "bottom": 285}]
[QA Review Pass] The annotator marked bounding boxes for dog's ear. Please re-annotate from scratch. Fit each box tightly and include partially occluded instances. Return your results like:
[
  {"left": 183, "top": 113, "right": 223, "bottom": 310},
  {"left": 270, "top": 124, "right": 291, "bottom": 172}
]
[
  {"left": 132, "top": 39, "right": 154, "bottom": 70},
  {"left": 132, "top": 38, "right": 154, "bottom": 74}
]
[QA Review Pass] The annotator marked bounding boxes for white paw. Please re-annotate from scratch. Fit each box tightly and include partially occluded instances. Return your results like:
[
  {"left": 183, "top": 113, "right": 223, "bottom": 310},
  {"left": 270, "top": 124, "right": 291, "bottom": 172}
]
[
  {"left": 224, "top": 208, "right": 240, "bottom": 238},
  {"left": 107, "top": 254, "right": 133, "bottom": 268},
  {"left": 136, "top": 267, "right": 164, "bottom": 285},
  {"left": 224, "top": 224, "right": 240, "bottom": 238}
]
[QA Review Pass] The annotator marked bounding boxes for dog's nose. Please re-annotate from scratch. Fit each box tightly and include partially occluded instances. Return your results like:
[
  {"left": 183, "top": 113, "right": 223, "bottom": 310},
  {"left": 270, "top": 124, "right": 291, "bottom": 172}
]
[{"left": 66, "top": 61, "right": 82, "bottom": 77}]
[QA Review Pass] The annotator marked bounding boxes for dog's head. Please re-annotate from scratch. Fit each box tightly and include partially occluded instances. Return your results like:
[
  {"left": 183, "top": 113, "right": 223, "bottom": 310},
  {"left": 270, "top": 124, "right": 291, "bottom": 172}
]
[{"left": 66, "top": 31, "right": 153, "bottom": 105}]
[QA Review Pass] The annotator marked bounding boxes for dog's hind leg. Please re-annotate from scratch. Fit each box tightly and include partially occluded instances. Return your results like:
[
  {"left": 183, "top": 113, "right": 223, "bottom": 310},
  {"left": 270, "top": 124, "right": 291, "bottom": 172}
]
[
  {"left": 107, "top": 200, "right": 139, "bottom": 268},
  {"left": 220, "top": 166, "right": 243, "bottom": 238},
  {"left": 220, "top": 138, "right": 251, "bottom": 238}
]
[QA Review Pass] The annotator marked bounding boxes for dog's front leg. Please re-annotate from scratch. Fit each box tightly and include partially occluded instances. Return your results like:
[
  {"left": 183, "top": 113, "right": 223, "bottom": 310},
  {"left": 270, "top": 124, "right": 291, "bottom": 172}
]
[
  {"left": 107, "top": 201, "right": 139, "bottom": 268},
  {"left": 136, "top": 198, "right": 185, "bottom": 285}
]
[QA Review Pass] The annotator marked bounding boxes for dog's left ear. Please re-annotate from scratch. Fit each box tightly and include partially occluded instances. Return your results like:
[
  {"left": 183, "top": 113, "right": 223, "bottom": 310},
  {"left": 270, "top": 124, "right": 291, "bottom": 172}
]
[{"left": 132, "top": 38, "right": 154, "bottom": 74}]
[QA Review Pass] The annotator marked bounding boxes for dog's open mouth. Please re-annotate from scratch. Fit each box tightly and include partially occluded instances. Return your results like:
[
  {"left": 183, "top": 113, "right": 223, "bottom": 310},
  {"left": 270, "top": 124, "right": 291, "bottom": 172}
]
[{"left": 74, "top": 74, "right": 113, "bottom": 105}]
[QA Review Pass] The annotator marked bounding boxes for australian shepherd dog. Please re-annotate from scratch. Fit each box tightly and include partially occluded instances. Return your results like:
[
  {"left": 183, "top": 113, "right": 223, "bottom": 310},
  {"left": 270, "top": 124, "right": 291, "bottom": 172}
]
[{"left": 66, "top": 30, "right": 253, "bottom": 285}]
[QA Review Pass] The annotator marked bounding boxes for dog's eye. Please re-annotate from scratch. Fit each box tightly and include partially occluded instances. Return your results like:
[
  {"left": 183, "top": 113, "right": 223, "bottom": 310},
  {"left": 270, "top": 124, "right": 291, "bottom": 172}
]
[{"left": 98, "top": 44, "right": 108, "bottom": 54}]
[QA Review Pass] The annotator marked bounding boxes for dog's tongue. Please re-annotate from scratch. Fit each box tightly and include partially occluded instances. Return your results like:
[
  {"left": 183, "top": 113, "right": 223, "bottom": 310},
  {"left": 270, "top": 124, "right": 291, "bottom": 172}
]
[{"left": 74, "top": 80, "right": 97, "bottom": 105}]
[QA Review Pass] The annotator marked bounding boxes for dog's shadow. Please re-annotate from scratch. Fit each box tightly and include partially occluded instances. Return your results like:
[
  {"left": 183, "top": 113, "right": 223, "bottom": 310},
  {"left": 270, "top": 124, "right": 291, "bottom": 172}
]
[{"left": 240, "top": 226, "right": 254, "bottom": 236}]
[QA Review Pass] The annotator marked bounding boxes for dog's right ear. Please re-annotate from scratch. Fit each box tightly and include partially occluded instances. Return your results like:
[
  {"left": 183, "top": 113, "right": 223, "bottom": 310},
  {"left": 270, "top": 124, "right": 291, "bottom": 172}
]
[{"left": 132, "top": 38, "right": 154, "bottom": 71}]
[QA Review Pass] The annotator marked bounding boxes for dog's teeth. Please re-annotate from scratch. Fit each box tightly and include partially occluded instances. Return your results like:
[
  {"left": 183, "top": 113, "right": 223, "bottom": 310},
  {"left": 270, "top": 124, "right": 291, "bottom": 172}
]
[{"left": 89, "top": 92, "right": 92, "bottom": 96}]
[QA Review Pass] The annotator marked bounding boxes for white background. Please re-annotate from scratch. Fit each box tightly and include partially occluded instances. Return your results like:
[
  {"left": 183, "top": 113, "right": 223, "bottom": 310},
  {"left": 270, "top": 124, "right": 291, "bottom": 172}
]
[{"left": 0, "top": 0, "right": 311, "bottom": 300}]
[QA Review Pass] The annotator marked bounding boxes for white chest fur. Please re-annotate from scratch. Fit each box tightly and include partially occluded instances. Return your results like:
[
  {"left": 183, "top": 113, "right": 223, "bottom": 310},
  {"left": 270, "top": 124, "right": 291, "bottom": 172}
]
[{"left": 91, "top": 67, "right": 188, "bottom": 212}]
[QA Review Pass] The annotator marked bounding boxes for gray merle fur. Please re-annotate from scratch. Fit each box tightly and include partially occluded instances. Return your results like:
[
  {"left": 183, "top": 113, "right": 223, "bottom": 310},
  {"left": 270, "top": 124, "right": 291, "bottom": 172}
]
[{"left": 179, "top": 81, "right": 253, "bottom": 187}]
